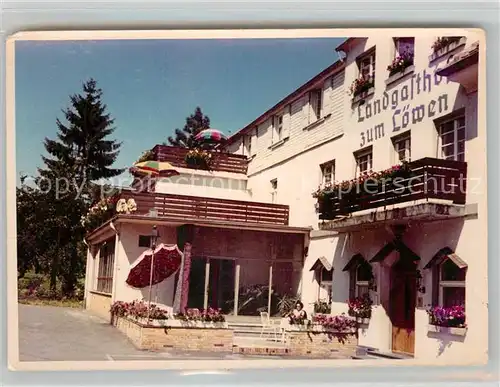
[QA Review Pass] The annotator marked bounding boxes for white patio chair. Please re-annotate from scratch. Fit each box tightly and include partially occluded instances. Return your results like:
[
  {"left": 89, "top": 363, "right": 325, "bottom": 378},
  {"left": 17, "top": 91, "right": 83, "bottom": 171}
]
[{"left": 259, "top": 311, "right": 279, "bottom": 341}]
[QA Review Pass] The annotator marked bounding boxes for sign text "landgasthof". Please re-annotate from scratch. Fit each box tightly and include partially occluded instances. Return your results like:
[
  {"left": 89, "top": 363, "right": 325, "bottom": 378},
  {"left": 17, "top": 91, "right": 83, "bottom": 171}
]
[{"left": 358, "top": 69, "right": 450, "bottom": 148}]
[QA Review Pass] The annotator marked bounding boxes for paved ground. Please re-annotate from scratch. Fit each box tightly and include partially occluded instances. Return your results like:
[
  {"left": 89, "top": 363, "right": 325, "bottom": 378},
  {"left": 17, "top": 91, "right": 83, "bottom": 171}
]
[{"left": 18, "top": 304, "right": 324, "bottom": 362}]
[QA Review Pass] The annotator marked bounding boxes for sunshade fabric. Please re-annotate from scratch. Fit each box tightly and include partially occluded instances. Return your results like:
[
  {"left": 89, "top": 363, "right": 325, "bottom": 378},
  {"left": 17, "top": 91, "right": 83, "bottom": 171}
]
[
  {"left": 131, "top": 161, "right": 180, "bottom": 177},
  {"left": 126, "top": 243, "right": 183, "bottom": 288},
  {"left": 194, "top": 129, "right": 227, "bottom": 142}
]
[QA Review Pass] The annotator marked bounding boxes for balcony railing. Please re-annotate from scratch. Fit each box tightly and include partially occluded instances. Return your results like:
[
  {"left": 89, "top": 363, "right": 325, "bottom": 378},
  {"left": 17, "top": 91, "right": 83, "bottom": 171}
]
[
  {"left": 317, "top": 157, "right": 467, "bottom": 220},
  {"left": 121, "top": 190, "right": 290, "bottom": 225},
  {"left": 152, "top": 145, "right": 248, "bottom": 174}
]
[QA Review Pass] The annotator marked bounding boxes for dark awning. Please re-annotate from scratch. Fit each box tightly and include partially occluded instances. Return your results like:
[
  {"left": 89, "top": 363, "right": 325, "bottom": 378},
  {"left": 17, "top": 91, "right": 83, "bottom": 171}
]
[
  {"left": 342, "top": 253, "right": 366, "bottom": 272},
  {"left": 310, "top": 256, "right": 333, "bottom": 272},
  {"left": 370, "top": 242, "right": 396, "bottom": 263},
  {"left": 370, "top": 239, "right": 420, "bottom": 263},
  {"left": 424, "top": 247, "right": 467, "bottom": 270}
]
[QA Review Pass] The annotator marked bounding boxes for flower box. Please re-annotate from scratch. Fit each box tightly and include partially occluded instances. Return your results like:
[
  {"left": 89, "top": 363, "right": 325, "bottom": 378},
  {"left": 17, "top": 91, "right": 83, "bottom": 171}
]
[
  {"left": 427, "top": 324, "right": 467, "bottom": 337},
  {"left": 352, "top": 87, "right": 374, "bottom": 104},
  {"left": 429, "top": 37, "right": 466, "bottom": 63},
  {"left": 385, "top": 65, "right": 415, "bottom": 86}
]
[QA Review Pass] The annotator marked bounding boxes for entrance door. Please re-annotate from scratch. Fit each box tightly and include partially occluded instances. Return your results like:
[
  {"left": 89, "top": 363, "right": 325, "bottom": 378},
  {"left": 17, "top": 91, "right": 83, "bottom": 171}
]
[
  {"left": 389, "top": 256, "right": 417, "bottom": 355},
  {"left": 187, "top": 257, "right": 206, "bottom": 309},
  {"left": 208, "top": 259, "right": 235, "bottom": 313}
]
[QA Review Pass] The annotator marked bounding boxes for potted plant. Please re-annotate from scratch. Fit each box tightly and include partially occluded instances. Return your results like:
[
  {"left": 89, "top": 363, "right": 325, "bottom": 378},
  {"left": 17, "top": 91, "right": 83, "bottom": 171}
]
[
  {"left": 349, "top": 76, "right": 374, "bottom": 98},
  {"left": 387, "top": 50, "right": 414, "bottom": 77},
  {"left": 347, "top": 293, "right": 373, "bottom": 324},
  {"left": 426, "top": 305, "right": 467, "bottom": 336},
  {"left": 184, "top": 148, "right": 213, "bottom": 170},
  {"left": 313, "top": 300, "right": 332, "bottom": 315},
  {"left": 431, "top": 37, "right": 462, "bottom": 53}
]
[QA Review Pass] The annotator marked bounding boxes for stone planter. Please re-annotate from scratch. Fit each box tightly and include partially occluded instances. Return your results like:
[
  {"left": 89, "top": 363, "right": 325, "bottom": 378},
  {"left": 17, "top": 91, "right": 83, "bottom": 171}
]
[
  {"left": 427, "top": 324, "right": 467, "bottom": 336},
  {"left": 112, "top": 316, "right": 233, "bottom": 352},
  {"left": 428, "top": 37, "right": 467, "bottom": 63},
  {"left": 385, "top": 65, "right": 415, "bottom": 86},
  {"left": 285, "top": 324, "right": 358, "bottom": 358}
]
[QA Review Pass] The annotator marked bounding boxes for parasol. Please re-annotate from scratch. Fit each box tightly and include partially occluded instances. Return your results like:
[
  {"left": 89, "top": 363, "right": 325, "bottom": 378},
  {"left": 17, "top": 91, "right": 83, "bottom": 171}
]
[
  {"left": 130, "top": 160, "right": 180, "bottom": 177},
  {"left": 194, "top": 129, "right": 227, "bottom": 143},
  {"left": 126, "top": 243, "right": 183, "bottom": 288}
]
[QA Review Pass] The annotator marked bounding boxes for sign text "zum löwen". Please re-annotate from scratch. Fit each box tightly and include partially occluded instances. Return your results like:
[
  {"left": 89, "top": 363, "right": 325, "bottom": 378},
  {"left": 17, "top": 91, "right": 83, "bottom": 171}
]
[{"left": 358, "top": 69, "right": 450, "bottom": 148}]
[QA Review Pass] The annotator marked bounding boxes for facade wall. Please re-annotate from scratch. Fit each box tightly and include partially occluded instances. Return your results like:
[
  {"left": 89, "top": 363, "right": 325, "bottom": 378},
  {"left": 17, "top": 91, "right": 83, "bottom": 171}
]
[
  {"left": 113, "top": 223, "right": 178, "bottom": 312},
  {"left": 87, "top": 291, "right": 112, "bottom": 322},
  {"left": 227, "top": 32, "right": 486, "bottom": 363}
]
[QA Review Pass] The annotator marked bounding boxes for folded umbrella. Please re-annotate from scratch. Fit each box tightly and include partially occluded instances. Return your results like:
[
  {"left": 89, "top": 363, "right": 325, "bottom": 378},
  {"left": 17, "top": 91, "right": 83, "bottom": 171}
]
[{"left": 126, "top": 243, "right": 183, "bottom": 288}]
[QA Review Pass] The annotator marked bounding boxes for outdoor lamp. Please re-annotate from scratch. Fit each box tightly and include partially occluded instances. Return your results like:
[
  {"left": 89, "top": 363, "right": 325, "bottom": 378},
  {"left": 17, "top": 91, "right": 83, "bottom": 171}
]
[{"left": 150, "top": 225, "right": 159, "bottom": 249}]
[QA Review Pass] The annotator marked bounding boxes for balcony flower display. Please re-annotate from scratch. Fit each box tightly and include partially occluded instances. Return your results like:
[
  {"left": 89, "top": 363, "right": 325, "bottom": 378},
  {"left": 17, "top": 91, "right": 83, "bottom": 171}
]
[
  {"left": 312, "top": 313, "right": 357, "bottom": 331},
  {"left": 81, "top": 194, "right": 120, "bottom": 231},
  {"left": 347, "top": 293, "right": 373, "bottom": 320},
  {"left": 184, "top": 148, "right": 213, "bottom": 170},
  {"left": 135, "top": 149, "right": 155, "bottom": 163},
  {"left": 427, "top": 305, "right": 466, "bottom": 328},
  {"left": 349, "top": 76, "right": 374, "bottom": 97},
  {"left": 174, "top": 307, "right": 226, "bottom": 323},
  {"left": 115, "top": 198, "right": 137, "bottom": 214},
  {"left": 312, "top": 161, "right": 413, "bottom": 201},
  {"left": 431, "top": 37, "right": 462, "bottom": 53},
  {"left": 387, "top": 50, "right": 414, "bottom": 76}
]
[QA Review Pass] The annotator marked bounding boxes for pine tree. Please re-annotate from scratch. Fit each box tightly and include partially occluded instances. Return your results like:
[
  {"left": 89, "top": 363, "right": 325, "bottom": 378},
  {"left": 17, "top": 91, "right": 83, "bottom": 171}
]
[
  {"left": 32, "top": 78, "right": 124, "bottom": 294},
  {"left": 166, "top": 107, "right": 211, "bottom": 148}
]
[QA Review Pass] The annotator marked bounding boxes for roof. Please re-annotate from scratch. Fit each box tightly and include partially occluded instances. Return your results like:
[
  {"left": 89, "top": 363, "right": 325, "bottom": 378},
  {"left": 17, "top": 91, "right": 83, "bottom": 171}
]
[
  {"left": 309, "top": 256, "right": 333, "bottom": 272},
  {"left": 226, "top": 59, "right": 345, "bottom": 145},
  {"left": 423, "top": 247, "right": 468, "bottom": 270},
  {"left": 437, "top": 41, "right": 479, "bottom": 77},
  {"left": 335, "top": 37, "right": 364, "bottom": 53}
]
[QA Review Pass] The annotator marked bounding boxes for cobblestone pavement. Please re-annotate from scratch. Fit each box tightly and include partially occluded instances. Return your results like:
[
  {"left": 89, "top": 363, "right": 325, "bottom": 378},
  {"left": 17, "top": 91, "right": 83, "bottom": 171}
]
[{"left": 17, "top": 304, "right": 316, "bottom": 362}]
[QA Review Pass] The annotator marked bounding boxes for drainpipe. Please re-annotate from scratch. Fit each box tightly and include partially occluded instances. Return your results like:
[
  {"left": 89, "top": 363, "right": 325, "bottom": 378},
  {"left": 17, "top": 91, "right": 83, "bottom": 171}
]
[
  {"left": 82, "top": 238, "right": 90, "bottom": 309},
  {"left": 110, "top": 221, "right": 120, "bottom": 303}
]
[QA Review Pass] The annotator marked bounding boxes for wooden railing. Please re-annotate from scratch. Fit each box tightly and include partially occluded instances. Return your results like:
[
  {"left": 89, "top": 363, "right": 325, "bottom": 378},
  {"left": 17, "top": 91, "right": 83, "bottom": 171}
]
[
  {"left": 120, "top": 191, "right": 290, "bottom": 225},
  {"left": 318, "top": 157, "right": 467, "bottom": 220},
  {"left": 153, "top": 145, "right": 248, "bottom": 174}
]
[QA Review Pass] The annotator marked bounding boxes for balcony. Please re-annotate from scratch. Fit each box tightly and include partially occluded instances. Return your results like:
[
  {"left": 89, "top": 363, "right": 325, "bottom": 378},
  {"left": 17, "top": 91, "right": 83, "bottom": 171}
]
[
  {"left": 317, "top": 157, "right": 467, "bottom": 221},
  {"left": 152, "top": 145, "right": 248, "bottom": 174},
  {"left": 120, "top": 190, "right": 290, "bottom": 226}
]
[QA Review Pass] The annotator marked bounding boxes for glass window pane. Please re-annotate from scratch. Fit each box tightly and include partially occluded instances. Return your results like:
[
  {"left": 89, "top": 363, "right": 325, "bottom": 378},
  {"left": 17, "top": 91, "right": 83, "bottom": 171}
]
[
  {"left": 441, "top": 144, "right": 455, "bottom": 158},
  {"left": 442, "top": 287, "right": 465, "bottom": 308},
  {"left": 357, "top": 264, "right": 372, "bottom": 281},
  {"left": 441, "top": 132, "right": 455, "bottom": 145},
  {"left": 457, "top": 127, "right": 466, "bottom": 141},
  {"left": 441, "top": 258, "right": 466, "bottom": 281},
  {"left": 356, "top": 285, "right": 370, "bottom": 297},
  {"left": 457, "top": 153, "right": 465, "bottom": 162},
  {"left": 457, "top": 116, "right": 465, "bottom": 128},
  {"left": 321, "top": 268, "right": 333, "bottom": 282}
]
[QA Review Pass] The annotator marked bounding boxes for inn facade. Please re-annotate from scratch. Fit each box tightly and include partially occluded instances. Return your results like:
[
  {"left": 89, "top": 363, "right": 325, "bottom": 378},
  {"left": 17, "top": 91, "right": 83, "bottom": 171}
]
[{"left": 83, "top": 32, "right": 487, "bottom": 363}]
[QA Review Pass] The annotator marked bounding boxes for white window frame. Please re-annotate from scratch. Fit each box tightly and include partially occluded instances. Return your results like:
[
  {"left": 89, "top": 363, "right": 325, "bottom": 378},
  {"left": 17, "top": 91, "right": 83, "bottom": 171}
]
[
  {"left": 393, "top": 133, "right": 411, "bottom": 163},
  {"left": 354, "top": 148, "right": 373, "bottom": 177},
  {"left": 95, "top": 239, "right": 115, "bottom": 294},
  {"left": 321, "top": 160, "right": 335, "bottom": 186},
  {"left": 318, "top": 268, "right": 333, "bottom": 303},
  {"left": 270, "top": 178, "right": 278, "bottom": 203},
  {"left": 438, "top": 259, "right": 466, "bottom": 307},
  {"left": 358, "top": 49, "right": 376, "bottom": 81},
  {"left": 437, "top": 114, "right": 466, "bottom": 162},
  {"left": 311, "top": 88, "right": 323, "bottom": 121},
  {"left": 355, "top": 265, "right": 370, "bottom": 297}
]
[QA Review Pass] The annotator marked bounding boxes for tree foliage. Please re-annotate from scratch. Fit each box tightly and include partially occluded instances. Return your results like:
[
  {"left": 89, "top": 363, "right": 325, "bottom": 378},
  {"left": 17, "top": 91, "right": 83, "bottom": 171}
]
[
  {"left": 17, "top": 78, "right": 124, "bottom": 296},
  {"left": 166, "top": 106, "right": 211, "bottom": 148}
]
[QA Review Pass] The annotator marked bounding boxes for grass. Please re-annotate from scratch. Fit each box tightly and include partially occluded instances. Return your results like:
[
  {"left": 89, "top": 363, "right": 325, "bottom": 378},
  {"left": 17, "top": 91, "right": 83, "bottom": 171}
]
[{"left": 18, "top": 298, "right": 84, "bottom": 309}]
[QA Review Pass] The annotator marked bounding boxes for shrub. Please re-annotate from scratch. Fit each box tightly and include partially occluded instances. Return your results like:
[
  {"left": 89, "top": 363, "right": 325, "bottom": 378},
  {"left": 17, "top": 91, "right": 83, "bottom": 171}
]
[
  {"left": 110, "top": 300, "right": 169, "bottom": 320},
  {"left": 174, "top": 307, "right": 225, "bottom": 323}
]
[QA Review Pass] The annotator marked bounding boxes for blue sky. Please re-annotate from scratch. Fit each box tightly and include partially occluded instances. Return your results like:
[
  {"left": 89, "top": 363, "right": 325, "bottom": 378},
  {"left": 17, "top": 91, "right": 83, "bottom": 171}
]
[{"left": 15, "top": 37, "right": 345, "bottom": 184}]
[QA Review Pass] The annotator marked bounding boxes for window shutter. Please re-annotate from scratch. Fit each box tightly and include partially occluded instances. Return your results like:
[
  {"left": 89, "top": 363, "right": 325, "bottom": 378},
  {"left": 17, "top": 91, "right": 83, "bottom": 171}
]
[
  {"left": 431, "top": 265, "right": 439, "bottom": 306},
  {"left": 283, "top": 105, "right": 291, "bottom": 139},
  {"left": 250, "top": 128, "right": 257, "bottom": 156},
  {"left": 302, "top": 93, "right": 310, "bottom": 125},
  {"left": 269, "top": 117, "right": 274, "bottom": 145},
  {"left": 349, "top": 269, "right": 356, "bottom": 299}
]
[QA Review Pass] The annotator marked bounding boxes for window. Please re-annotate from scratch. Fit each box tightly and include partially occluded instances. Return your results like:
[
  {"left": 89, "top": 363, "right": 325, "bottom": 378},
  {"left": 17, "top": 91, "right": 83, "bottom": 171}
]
[
  {"left": 393, "top": 133, "right": 411, "bottom": 162},
  {"left": 355, "top": 264, "right": 372, "bottom": 297},
  {"left": 311, "top": 89, "right": 323, "bottom": 121},
  {"left": 439, "top": 258, "right": 466, "bottom": 308},
  {"left": 354, "top": 148, "right": 373, "bottom": 176},
  {"left": 274, "top": 114, "right": 284, "bottom": 142},
  {"left": 394, "top": 37, "right": 415, "bottom": 59},
  {"left": 357, "top": 48, "right": 376, "bottom": 81},
  {"left": 321, "top": 160, "right": 335, "bottom": 186},
  {"left": 96, "top": 238, "right": 115, "bottom": 294},
  {"left": 438, "top": 115, "right": 465, "bottom": 162},
  {"left": 270, "top": 178, "right": 278, "bottom": 203},
  {"left": 138, "top": 235, "right": 152, "bottom": 248},
  {"left": 318, "top": 267, "right": 333, "bottom": 302}
]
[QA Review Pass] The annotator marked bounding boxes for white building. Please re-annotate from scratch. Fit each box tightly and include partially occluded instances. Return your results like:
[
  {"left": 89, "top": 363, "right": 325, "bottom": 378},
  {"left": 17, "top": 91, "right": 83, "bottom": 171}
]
[
  {"left": 84, "top": 32, "right": 486, "bottom": 364},
  {"left": 226, "top": 33, "right": 486, "bottom": 363}
]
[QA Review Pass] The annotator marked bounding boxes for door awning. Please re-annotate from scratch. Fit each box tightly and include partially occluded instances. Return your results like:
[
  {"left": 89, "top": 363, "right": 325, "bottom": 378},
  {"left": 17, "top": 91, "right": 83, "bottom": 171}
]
[
  {"left": 369, "top": 239, "right": 420, "bottom": 263},
  {"left": 423, "top": 247, "right": 467, "bottom": 270},
  {"left": 309, "top": 256, "right": 332, "bottom": 272},
  {"left": 342, "top": 253, "right": 366, "bottom": 272}
]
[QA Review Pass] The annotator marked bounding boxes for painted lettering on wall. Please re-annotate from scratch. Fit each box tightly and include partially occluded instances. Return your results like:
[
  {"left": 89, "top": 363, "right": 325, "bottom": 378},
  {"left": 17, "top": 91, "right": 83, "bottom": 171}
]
[{"left": 358, "top": 68, "right": 450, "bottom": 148}]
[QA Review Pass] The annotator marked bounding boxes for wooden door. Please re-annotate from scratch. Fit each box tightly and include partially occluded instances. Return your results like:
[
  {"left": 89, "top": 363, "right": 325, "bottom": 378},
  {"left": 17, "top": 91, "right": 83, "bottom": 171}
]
[{"left": 390, "top": 257, "right": 417, "bottom": 355}]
